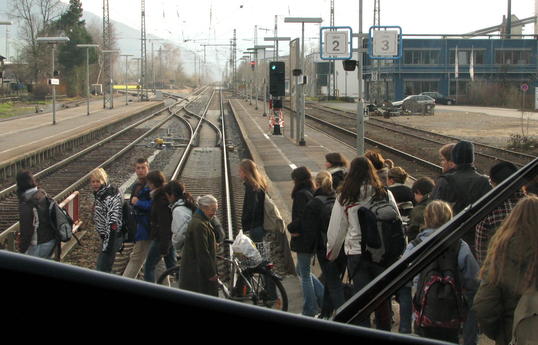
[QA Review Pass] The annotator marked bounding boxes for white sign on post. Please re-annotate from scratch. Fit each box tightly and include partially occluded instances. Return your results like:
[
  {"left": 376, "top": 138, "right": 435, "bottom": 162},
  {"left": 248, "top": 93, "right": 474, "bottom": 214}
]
[
  {"left": 324, "top": 31, "right": 349, "bottom": 57},
  {"left": 372, "top": 30, "right": 398, "bottom": 57},
  {"left": 48, "top": 78, "right": 60, "bottom": 85}
]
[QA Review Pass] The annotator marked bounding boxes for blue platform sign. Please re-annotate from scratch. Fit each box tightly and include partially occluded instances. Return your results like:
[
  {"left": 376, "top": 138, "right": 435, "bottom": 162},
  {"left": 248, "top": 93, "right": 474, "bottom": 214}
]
[{"left": 368, "top": 25, "right": 403, "bottom": 60}]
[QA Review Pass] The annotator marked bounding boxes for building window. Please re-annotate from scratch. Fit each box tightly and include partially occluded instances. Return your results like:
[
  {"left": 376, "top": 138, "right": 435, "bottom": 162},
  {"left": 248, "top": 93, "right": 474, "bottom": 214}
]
[
  {"left": 495, "top": 50, "right": 531, "bottom": 65},
  {"left": 404, "top": 50, "right": 440, "bottom": 65},
  {"left": 449, "top": 49, "right": 485, "bottom": 65},
  {"left": 404, "top": 80, "right": 439, "bottom": 95}
]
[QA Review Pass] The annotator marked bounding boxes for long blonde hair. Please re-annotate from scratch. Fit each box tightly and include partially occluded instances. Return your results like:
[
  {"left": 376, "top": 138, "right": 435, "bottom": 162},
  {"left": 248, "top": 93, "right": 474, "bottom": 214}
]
[
  {"left": 315, "top": 171, "right": 333, "bottom": 195},
  {"left": 239, "top": 159, "right": 268, "bottom": 192},
  {"left": 480, "top": 195, "right": 538, "bottom": 291}
]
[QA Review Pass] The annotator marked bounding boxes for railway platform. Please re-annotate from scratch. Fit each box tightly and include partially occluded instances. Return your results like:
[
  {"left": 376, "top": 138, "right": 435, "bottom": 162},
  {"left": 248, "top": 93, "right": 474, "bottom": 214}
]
[
  {"left": 0, "top": 97, "right": 165, "bottom": 174},
  {"left": 230, "top": 97, "right": 361, "bottom": 315}
]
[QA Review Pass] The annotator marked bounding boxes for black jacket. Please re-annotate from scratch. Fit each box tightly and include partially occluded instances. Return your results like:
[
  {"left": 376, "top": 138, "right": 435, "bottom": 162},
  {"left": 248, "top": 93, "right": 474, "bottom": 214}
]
[
  {"left": 432, "top": 164, "right": 492, "bottom": 252},
  {"left": 18, "top": 188, "right": 55, "bottom": 253},
  {"left": 149, "top": 188, "right": 173, "bottom": 255},
  {"left": 388, "top": 184, "right": 414, "bottom": 204},
  {"left": 241, "top": 182, "right": 265, "bottom": 231},
  {"left": 287, "top": 185, "right": 314, "bottom": 253},
  {"left": 295, "top": 189, "right": 336, "bottom": 254}
]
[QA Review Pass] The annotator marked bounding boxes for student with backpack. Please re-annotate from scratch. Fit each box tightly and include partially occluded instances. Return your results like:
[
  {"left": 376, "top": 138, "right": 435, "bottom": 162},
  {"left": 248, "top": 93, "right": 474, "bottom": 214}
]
[
  {"left": 303, "top": 171, "right": 345, "bottom": 319},
  {"left": 406, "top": 200, "right": 479, "bottom": 343},
  {"left": 16, "top": 170, "right": 57, "bottom": 259},
  {"left": 164, "top": 180, "right": 197, "bottom": 251},
  {"left": 473, "top": 195, "right": 538, "bottom": 345},
  {"left": 90, "top": 168, "right": 124, "bottom": 273},
  {"left": 326, "top": 156, "right": 398, "bottom": 330},
  {"left": 287, "top": 166, "right": 322, "bottom": 317},
  {"left": 123, "top": 158, "right": 153, "bottom": 279}
]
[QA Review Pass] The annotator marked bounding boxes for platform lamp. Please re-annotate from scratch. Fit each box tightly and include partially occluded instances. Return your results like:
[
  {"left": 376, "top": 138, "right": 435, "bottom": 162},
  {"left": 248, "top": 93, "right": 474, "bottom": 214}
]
[
  {"left": 36, "top": 36, "right": 70, "bottom": 125},
  {"left": 76, "top": 44, "right": 99, "bottom": 116},
  {"left": 284, "top": 17, "right": 323, "bottom": 146}
]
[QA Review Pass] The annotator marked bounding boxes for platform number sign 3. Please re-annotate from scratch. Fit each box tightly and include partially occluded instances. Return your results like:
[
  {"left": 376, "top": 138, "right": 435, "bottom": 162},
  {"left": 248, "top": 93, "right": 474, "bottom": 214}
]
[{"left": 372, "top": 30, "right": 398, "bottom": 57}]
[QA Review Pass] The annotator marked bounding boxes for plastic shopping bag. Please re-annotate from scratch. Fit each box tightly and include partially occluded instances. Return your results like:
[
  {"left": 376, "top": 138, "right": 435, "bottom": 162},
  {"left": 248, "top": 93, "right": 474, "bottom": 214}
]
[{"left": 232, "top": 230, "right": 262, "bottom": 266}]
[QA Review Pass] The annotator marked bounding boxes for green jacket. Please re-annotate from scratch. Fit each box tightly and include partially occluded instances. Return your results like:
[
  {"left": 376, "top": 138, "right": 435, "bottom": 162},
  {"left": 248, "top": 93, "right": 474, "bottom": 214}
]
[
  {"left": 406, "top": 195, "right": 431, "bottom": 241},
  {"left": 473, "top": 233, "right": 532, "bottom": 345},
  {"left": 179, "top": 210, "right": 218, "bottom": 296}
]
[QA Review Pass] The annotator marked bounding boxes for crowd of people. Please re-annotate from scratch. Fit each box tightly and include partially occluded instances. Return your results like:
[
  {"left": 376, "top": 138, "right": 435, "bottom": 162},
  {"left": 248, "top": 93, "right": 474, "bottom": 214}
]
[{"left": 15, "top": 139, "right": 537, "bottom": 345}]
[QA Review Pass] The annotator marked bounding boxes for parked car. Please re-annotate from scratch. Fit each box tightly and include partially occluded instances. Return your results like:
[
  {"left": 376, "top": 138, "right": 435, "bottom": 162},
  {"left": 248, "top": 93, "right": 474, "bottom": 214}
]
[
  {"left": 419, "top": 92, "right": 456, "bottom": 105},
  {"left": 392, "top": 95, "right": 435, "bottom": 108}
]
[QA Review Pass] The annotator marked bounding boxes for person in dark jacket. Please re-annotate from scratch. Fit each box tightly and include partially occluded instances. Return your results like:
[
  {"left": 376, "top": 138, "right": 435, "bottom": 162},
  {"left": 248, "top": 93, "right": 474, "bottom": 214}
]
[
  {"left": 406, "top": 177, "right": 435, "bottom": 241},
  {"left": 305, "top": 171, "right": 345, "bottom": 319},
  {"left": 123, "top": 158, "right": 152, "bottom": 279},
  {"left": 324, "top": 152, "right": 348, "bottom": 192},
  {"left": 180, "top": 195, "right": 219, "bottom": 296},
  {"left": 287, "top": 166, "right": 322, "bottom": 316},
  {"left": 143, "top": 170, "right": 176, "bottom": 283},
  {"left": 432, "top": 140, "right": 491, "bottom": 345},
  {"left": 239, "top": 159, "right": 268, "bottom": 242},
  {"left": 90, "top": 168, "right": 123, "bottom": 273},
  {"left": 16, "top": 170, "right": 57, "bottom": 258},
  {"left": 431, "top": 143, "right": 457, "bottom": 200},
  {"left": 473, "top": 195, "right": 538, "bottom": 345}
]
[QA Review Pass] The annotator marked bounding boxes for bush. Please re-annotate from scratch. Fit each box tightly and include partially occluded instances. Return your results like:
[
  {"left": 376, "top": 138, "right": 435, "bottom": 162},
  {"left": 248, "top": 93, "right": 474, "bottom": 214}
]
[
  {"left": 507, "top": 133, "right": 537, "bottom": 151},
  {"left": 31, "top": 84, "right": 50, "bottom": 100}
]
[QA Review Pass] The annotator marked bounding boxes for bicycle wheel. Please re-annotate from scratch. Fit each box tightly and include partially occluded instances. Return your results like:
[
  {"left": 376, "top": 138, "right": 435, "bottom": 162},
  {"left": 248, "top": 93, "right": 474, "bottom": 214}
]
[
  {"left": 157, "top": 265, "right": 180, "bottom": 288},
  {"left": 248, "top": 272, "right": 288, "bottom": 311}
]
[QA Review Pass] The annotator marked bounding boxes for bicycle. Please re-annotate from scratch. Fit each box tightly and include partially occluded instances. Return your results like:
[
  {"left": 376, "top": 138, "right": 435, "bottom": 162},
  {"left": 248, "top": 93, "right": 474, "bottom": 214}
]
[{"left": 157, "top": 240, "right": 288, "bottom": 311}]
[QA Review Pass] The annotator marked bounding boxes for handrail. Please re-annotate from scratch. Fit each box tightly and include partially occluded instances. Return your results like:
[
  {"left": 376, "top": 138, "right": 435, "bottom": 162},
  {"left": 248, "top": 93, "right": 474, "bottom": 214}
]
[{"left": 333, "top": 157, "right": 538, "bottom": 324}]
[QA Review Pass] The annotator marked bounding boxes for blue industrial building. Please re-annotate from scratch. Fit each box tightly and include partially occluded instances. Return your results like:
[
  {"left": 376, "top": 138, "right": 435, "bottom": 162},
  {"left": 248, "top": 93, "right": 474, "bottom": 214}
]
[{"left": 363, "top": 37, "right": 538, "bottom": 104}]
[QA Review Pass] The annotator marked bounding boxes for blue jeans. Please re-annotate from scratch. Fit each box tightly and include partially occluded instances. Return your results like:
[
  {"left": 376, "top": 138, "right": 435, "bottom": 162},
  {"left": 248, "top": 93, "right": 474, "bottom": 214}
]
[
  {"left": 463, "top": 290, "right": 478, "bottom": 345},
  {"left": 397, "top": 286, "right": 413, "bottom": 333},
  {"left": 296, "top": 252, "right": 324, "bottom": 316},
  {"left": 26, "top": 239, "right": 57, "bottom": 259},
  {"left": 144, "top": 240, "right": 177, "bottom": 283}
]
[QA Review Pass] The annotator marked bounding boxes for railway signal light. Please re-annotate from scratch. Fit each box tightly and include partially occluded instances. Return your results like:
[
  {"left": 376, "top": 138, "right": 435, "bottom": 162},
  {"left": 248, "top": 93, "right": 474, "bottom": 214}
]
[{"left": 269, "top": 61, "right": 285, "bottom": 97}]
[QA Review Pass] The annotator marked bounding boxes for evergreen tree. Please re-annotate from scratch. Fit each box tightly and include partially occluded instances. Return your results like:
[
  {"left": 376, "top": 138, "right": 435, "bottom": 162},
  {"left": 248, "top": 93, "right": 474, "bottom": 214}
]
[{"left": 54, "top": 0, "right": 96, "bottom": 96}]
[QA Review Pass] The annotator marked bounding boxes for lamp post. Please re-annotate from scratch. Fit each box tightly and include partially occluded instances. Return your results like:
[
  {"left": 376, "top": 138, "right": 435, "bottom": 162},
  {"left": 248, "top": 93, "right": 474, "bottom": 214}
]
[
  {"left": 254, "top": 45, "right": 273, "bottom": 116},
  {"left": 101, "top": 49, "right": 120, "bottom": 109},
  {"left": 284, "top": 17, "right": 323, "bottom": 146},
  {"left": 76, "top": 44, "right": 99, "bottom": 116},
  {"left": 120, "top": 54, "right": 133, "bottom": 105},
  {"left": 36, "top": 36, "right": 70, "bottom": 125}
]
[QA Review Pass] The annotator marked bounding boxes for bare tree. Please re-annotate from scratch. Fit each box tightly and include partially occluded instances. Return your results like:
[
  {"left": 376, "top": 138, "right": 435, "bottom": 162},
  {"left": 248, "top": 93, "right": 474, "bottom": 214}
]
[{"left": 11, "top": 0, "right": 62, "bottom": 82}]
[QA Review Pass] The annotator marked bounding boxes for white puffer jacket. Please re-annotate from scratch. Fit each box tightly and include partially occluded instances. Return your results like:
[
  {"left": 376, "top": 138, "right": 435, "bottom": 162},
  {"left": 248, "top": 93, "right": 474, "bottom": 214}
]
[
  {"left": 170, "top": 199, "right": 193, "bottom": 250},
  {"left": 326, "top": 186, "right": 399, "bottom": 261}
]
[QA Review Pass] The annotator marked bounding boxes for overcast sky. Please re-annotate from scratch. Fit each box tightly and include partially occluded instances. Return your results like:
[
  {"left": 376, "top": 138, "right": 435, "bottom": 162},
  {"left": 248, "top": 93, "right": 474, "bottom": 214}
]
[{"left": 63, "top": 0, "right": 536, "bottom": 76}]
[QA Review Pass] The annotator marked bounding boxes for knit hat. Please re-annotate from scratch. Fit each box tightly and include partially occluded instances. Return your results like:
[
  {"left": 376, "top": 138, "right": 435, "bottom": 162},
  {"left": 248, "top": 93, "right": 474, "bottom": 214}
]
[{"left": 452, "top": 141, "right": 474, "bottom": 165}]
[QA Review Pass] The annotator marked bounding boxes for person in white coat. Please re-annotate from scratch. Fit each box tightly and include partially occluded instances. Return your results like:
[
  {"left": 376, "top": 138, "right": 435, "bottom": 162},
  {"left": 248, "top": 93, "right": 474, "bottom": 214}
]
[
  {"left": 326, "top": 156, "right": 399, "bottom": 330},
  {"left": 164, "top": 180, "right": 197, "bottom": 251}
]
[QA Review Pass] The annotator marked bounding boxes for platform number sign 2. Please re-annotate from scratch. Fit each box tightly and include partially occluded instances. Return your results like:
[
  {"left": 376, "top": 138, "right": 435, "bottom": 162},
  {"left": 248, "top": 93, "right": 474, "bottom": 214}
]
[{"left": 320, "top": 27, "right": 352, "bottom": 60}]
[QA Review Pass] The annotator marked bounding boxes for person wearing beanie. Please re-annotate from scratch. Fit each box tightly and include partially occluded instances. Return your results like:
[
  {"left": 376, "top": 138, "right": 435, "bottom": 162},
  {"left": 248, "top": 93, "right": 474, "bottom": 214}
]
[{"left": 431, "top": 140, "right": 491, "bottom": 345}]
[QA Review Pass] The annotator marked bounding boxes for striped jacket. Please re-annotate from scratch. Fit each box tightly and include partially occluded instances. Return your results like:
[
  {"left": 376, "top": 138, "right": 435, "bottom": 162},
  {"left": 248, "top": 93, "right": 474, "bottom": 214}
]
[{"left": 93, "top": 184, "right": 123, "bottom": 251}]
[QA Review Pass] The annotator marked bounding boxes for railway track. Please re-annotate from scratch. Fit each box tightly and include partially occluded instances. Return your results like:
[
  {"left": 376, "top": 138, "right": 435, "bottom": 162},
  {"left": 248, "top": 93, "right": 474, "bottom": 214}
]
[
  {"left": 0, "top": 88, "right": 210, "bottom": 260},
  {"left": 281, "top": 101, "right": 535, "bottom": 180}
]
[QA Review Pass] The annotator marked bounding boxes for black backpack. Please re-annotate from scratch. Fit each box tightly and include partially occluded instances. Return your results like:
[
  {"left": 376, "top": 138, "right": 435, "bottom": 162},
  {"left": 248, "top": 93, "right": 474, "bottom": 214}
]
[
  {"left": 413, "top": 237, "right": 465, "bottom": 330},
  {"left": 357, "top": 189, "right": 406, "bottom": 267},
  {"left": 46, "top": 196, "right": 75, "bottom": 242},
  {"left": 121, "top": 199, "right": 137, "bottom": 243},
  {"left": 315, "top": 194, "right": 336, "bottom": 253}
]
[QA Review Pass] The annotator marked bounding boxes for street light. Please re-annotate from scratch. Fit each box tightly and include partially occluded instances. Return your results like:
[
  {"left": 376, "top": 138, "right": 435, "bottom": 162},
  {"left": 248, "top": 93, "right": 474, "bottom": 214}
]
[
  {"left": 101, "top": 49, "right": 120, "bottom": 109},
  {"left": 120, "top": 54, "right": 133, "bottom": 105},
  {"left": 284, "top": 17, "right": 323, "bottom": 145},
  {"left": 36, "top": 36, "right": 70, "bottom": 125},
  {"left": 76, "top": 44, "right": 99, "bottom": 116}
]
